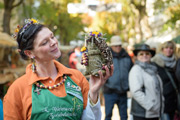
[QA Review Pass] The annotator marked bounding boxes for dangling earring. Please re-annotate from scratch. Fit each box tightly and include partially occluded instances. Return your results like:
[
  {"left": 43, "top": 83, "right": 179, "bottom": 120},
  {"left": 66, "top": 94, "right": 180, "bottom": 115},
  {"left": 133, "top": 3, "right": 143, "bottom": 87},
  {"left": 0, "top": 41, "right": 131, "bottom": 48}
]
[{"left": 31, "top": 56, "right": 36, "bottom": 72}]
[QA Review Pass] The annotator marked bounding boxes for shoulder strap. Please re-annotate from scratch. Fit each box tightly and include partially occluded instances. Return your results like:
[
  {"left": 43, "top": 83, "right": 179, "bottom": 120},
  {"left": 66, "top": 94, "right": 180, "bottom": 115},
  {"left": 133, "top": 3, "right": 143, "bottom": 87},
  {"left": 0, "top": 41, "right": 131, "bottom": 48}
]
[{"left": 164, "top": 69, "right": 178, "bottom": 92}]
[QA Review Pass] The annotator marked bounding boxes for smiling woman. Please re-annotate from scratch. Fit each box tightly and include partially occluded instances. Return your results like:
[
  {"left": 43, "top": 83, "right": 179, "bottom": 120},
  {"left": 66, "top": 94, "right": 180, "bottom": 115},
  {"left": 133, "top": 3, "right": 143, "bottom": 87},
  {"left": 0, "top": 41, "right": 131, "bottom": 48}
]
[
  {"left": 26, "top": 27, "right": 61, "bottom": 63},
  {"left": 151, "top": 41, "right": 178, "bottom": 120},
  {"left": 129, "top": 44, "right": 164, "bottom": 120},
  {"left": 137, "top": 51, "right": 152, "bottom": 63},
  {"left": 3, "top": 18, "right": 114, "bottom": 120}
]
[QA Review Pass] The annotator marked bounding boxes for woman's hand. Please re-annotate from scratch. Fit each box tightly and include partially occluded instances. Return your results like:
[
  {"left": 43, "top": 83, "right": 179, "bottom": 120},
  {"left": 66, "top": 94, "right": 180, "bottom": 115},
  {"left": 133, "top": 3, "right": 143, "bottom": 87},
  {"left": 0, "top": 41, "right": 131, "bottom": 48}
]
[{"left": 89, "top": 64, "right": 114, "bottom": 103}]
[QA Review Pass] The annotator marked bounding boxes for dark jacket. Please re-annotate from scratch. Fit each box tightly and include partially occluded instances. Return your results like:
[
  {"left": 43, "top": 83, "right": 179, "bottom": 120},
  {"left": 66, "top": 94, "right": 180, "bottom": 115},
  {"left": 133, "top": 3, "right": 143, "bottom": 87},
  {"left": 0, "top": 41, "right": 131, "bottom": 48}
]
[
  {"left": 103, "top": 48, "right": 133, "bottom": 94},
  {"left": 176, "top": 58, "right": 180, "bottom": 88},
  {"left": 151, "top": 55, "right": 178, "bottom": 113},
  {"left": 156, "top": 66, "right": 177, "bottom": 113}
]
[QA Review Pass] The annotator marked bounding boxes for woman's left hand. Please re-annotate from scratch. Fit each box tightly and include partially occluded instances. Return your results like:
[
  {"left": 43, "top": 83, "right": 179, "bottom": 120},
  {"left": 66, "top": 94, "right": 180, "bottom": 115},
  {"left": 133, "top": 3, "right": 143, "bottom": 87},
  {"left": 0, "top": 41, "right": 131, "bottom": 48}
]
[{"left": 89, "top": 64, "right": 114, "bottom": 103}]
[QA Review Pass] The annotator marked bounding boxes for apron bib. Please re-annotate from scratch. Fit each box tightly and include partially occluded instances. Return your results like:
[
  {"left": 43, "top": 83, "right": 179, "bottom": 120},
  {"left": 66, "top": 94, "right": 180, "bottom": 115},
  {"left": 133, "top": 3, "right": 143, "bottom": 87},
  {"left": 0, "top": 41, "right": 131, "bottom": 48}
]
[{"left": 31, "top": 76, "right": 83, "bottom": 120}]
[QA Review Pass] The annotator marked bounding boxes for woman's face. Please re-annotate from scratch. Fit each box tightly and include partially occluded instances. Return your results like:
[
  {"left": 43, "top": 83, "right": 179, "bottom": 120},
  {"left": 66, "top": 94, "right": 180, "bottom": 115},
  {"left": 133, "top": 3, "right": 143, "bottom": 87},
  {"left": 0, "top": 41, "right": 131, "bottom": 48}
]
[
  {"left": 32, "top": 27, "right": 61, "bottom": 62},
  {"left": 162, "top": 46, "right": 174, "bottom": 57},
  {"left": 137, "top": 51, "right": 152, "bottom": 63}
]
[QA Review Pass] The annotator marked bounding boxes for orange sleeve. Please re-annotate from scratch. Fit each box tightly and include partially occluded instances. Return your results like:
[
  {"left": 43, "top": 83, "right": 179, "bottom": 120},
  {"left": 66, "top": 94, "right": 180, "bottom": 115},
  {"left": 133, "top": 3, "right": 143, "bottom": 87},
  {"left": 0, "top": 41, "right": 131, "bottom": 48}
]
[
  {"left": 3, "top": 82, "right": 24, "bottom": 120},
  {"left": 3, "top": 75, "right": 32, "bottom": 120}
]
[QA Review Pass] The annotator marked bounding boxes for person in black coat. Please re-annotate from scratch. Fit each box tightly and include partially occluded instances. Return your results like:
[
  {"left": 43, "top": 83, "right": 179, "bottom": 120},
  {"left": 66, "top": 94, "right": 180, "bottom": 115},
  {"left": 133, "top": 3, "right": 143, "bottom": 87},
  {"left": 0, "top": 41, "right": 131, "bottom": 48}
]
[
  {"left": 151, "top": 40, "right": 178, "bottom": 120},
  {"left": 176, "top": 58, "right": 180, "bottom": 88}
]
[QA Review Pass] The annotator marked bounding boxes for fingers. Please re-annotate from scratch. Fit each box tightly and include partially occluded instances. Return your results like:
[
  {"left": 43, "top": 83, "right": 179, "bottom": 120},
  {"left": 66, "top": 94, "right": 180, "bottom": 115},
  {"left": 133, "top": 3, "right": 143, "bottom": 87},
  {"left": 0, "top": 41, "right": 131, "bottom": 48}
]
[
  {"left": 98, "top": 70, "right": 103, "bottom": 80},
  {"left": 98, "top": 70, "right": 107, "bottom": 85},
  {"left": 104, "top": 65, "right": 110, "bottom": 78},
  {"left": 93, "top": 65, "right": 114, "bottom": 85},
  {"left": 110, "top": 64, "right": 114, "bottom": 76},
  {"left": 98, "top": 65, "right": 110, "bottom": 84}
]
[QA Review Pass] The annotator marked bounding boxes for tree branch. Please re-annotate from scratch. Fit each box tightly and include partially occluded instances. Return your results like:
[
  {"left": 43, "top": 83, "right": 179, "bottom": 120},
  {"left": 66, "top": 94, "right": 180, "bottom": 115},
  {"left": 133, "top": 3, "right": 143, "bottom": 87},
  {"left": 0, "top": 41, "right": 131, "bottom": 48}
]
[{"left": 12, "top": 0, "right": 23, "bottom": 9}]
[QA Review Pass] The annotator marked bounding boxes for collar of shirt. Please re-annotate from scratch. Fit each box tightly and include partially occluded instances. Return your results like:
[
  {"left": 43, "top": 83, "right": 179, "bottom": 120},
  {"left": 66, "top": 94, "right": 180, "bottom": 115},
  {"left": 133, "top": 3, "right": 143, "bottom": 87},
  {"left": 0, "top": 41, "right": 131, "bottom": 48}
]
[{"left": 27, "top": 60, "right": 72, "bottom": 85}]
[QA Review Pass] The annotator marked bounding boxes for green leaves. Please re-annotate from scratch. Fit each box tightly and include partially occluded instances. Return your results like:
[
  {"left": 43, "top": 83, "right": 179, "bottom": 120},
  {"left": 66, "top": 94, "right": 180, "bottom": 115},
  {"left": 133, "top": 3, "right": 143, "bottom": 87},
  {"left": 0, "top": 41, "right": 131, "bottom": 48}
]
[
  {"left": 17, "top": 0, "right": 85, "bottom": 45},
  {"left": 154, "top": 1, "right": 180, "bottom": 32},
  {"left": 0, "top": 2, "right": 4, "bottom": 9}
]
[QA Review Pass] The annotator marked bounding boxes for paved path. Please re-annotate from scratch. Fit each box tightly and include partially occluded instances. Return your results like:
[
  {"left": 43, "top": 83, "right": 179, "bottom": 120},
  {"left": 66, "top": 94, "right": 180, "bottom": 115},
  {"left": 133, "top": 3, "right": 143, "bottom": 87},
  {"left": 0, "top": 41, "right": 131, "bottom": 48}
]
[
  {"left": 101, "top": 99, "right": 132, "bottom": 120},
  {"left": 101, "top": 105, "right": 121, "bottom": 120}
]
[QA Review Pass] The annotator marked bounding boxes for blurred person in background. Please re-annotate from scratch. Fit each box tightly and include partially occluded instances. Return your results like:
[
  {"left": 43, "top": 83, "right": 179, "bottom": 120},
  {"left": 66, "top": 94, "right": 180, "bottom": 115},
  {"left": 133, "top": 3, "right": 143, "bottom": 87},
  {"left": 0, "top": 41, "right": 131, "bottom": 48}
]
[
  {"left": 103, "top": 35, "right": 133, "bottom": 120},
  {"left": 176, "top": 58, "right": 180, "bottom": 87},
  {"left": 68, "top": 40, "right": 86, "bottom": 74},
  {"left": 127, "top": 45, "right": 135, "bottom": 63},
  {"left": 129, "top": 44, "right": 164, "bottom": 120},
  {"left": 175, "top": 57, "right": 180, "bottom": 118},
  {"left": 151, "top": 40, "right": 178, "bottom": 120},
  {"left": 69, "top": 44, "right": 81, "bottom": 69}
]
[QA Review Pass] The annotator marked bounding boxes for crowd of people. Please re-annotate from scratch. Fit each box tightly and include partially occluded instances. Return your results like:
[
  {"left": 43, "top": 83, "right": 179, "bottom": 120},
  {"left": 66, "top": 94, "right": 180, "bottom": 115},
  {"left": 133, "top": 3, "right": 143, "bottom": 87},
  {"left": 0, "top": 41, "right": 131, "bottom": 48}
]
[
  {"left": 103, "top": 37, "right": 180, "bottom": 120},
  {"left": 0, "top": 18, "right": 180, "bottom": 120},
  {"left": 67, "top": 33, "right": 180, "bottom": 120}
]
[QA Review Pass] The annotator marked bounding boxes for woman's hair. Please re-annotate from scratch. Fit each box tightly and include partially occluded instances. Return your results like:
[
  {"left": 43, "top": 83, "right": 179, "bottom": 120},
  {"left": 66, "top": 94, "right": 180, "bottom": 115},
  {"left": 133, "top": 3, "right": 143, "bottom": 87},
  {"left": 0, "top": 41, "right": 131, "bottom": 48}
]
[
  {"left": 17, "top": 23, "right": 44, "bottom": 60},
  {"left": 158, "top": 40, "right": 176, "bottom": 54}
]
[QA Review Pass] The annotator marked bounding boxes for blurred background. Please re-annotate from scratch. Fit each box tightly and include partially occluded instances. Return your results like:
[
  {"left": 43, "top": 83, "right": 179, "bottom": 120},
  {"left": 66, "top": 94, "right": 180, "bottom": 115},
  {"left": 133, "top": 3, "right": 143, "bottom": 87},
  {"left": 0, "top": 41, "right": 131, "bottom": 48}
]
[{"left": 0, "top": 0, "right": 180, "bottom": 119}]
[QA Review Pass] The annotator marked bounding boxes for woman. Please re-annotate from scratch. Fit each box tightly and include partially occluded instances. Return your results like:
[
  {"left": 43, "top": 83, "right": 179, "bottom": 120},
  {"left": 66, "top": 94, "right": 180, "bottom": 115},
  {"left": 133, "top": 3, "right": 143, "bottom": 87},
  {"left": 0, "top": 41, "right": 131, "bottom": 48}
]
[
  {"left": 129, "top": 44, "right": 164, "bottom": 120},
  {"left": 151, "top": 40, "right": 178, "bottom": 120},
  {"left": 3, "top": 18, "right": 113, "bottom": 120}
]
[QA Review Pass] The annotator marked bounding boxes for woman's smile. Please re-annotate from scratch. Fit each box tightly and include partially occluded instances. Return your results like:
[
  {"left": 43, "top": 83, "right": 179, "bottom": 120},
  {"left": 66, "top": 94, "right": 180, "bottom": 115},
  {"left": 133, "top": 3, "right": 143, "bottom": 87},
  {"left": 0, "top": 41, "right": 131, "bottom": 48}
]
[{"left": 51, "top": 47, "right": 58, "bottom": 53}]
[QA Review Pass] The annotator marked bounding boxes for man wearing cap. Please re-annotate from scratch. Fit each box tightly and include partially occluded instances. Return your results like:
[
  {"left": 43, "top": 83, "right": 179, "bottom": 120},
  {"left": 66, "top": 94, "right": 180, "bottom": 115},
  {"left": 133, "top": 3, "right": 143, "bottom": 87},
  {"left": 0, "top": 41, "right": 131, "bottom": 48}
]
[{"left": 103, "top": 35, "right": 133, "bottom": 120}]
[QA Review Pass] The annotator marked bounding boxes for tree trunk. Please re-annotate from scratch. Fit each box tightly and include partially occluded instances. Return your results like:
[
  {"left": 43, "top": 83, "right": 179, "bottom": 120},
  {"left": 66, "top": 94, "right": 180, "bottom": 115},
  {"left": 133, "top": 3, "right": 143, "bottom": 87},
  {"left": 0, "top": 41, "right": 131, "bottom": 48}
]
[
  {"left": 3, "top": 0, "right": 23, "bottom": 35},
  {"left": 3, "top": 9, "right": 11, "bottom": 35}
]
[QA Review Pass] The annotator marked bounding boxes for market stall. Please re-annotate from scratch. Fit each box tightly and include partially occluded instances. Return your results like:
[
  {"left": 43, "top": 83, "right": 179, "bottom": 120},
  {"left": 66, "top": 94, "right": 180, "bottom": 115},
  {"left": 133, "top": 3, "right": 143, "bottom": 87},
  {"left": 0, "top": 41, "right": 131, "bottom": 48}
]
[{"left": 0, "top": 32, "right": 26, "bottom": 98}]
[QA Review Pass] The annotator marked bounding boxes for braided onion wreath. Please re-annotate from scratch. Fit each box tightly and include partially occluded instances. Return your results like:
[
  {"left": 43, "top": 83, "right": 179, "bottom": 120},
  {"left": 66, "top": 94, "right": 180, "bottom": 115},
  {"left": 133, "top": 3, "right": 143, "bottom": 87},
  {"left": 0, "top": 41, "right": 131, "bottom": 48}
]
[{"left": 81, "top": 31, "right": 113, "bottom": 77}]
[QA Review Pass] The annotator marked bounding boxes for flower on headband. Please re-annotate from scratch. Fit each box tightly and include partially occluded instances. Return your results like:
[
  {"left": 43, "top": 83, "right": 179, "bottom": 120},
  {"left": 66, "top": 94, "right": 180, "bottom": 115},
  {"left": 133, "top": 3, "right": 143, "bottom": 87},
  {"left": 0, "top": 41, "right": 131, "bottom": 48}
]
[
  {"left": 15, "top": 28, "right": 19, "bottom": 33},
  {"left": 12, "top": 18, "right": 39, "bottom": 39},
  {"left": 31, "top": 18, "right": 38, "bottom": 24},
  {"left": 12, "top": 25, "right": 22, "bottom": 39},
  {"left": 20, "top": 18, "right": 39, "bottom": 35}
]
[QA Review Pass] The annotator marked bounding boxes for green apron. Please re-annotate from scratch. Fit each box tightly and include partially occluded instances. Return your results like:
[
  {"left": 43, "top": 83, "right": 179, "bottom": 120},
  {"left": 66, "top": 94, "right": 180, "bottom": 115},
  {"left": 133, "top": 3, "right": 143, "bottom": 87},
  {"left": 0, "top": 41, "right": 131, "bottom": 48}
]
[{"left": 31, "top": 76, "right": 84, "bottom": 120}]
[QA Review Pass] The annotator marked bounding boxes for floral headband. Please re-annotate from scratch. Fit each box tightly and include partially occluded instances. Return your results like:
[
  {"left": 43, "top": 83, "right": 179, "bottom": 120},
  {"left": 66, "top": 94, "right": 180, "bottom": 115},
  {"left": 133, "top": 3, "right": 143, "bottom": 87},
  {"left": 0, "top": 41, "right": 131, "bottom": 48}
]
[{"left": 12, "top": 18, "right": 39, "bottom": 39}]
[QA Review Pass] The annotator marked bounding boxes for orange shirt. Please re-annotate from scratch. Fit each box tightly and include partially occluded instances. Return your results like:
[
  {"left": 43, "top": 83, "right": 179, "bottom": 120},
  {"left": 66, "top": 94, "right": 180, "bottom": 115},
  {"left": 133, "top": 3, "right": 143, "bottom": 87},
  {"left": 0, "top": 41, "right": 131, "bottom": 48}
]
[{"left": 3, "top": 60, "right": 89, "bottom": 120}]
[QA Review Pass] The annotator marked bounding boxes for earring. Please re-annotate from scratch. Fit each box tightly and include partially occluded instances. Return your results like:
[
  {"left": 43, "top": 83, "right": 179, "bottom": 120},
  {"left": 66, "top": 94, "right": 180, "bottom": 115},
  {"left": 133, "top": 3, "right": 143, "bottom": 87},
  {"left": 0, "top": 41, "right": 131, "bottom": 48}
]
[{"left": 31, "top": 56, "right": 36, "bottom": 72}]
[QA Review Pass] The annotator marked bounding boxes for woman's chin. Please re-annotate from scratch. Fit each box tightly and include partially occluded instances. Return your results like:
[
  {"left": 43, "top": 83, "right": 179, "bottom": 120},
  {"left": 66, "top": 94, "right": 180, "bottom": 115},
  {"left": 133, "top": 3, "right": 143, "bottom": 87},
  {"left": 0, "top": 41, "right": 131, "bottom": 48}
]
[{"left": 54, "top": 53, "right": 61, "bottom": 60}]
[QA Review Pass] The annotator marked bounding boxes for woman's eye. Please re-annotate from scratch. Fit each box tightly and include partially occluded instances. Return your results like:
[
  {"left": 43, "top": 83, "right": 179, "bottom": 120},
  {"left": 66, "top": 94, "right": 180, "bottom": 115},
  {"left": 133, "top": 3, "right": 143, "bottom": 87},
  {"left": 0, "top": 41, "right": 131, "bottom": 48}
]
[
  {"left": 42, "top": 41, "right": 48, "bottom": 45},
  {"left": 51, "top": 36, "right": 54, "bottom": 39}
]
